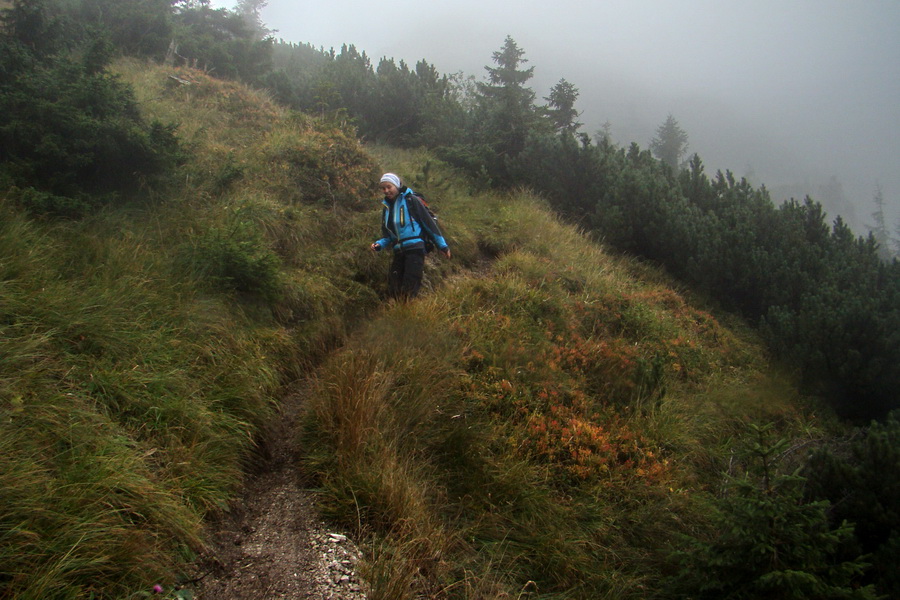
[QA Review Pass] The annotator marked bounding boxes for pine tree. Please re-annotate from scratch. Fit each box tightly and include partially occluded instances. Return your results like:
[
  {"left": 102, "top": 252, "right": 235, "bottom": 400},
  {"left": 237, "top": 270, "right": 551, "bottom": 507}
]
[
  {"left": 596, "top": 120, "right": 613, "bottom": 146},
  {"left": 1, "top": 0, "right": 67, "bottom": 58},
  {"left": 544, "top": 78, "right": 581, "bottom": 135},
  {"left": 235, "top": 0, "right": 270, "bottom": 40},
  {"left": 650, "top": 113, "right": 689, "bottom": 171},
  {"left": 869, "top": 184, "right": 893, "bottom": 260},
  {"left": 670, "top": 423, "right": 878, "bottom": 600},
  {"left": 70, "top": 0, "right": 173, "bottom": 57},
  {"left": 895, "top": 217, "right": 900, "bottom": 255},
  {"left": 170, "top": 1, "right": 273, "bottom": 83},
  {"left": 322, "top": 44, "right": 374, "bottom": 131},
  {"left": 413, "top": 59, "right": 467, "bottom": 147},
  {"left": 475, "top": 35, "right": 538, "bottom": 159},
  {"left": 0, "top": 0, "right": 182, "bottom": 215},
  {"left": 805, "top": 413, "right": 900, "bottom": 597},
  {"left": 371, "top": 57, "right": 418, "bottom": 143}
]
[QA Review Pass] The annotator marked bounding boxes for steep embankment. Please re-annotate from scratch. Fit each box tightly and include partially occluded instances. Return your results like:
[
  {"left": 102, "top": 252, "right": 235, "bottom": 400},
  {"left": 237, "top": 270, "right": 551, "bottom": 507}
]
[{"left": 0, "top": 60, "right": 827, "bottom": 600}]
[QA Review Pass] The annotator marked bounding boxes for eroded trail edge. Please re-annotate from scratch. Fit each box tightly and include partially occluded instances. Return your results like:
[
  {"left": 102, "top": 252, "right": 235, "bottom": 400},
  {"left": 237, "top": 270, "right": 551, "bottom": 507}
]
[{"left": 187, "top": 383, "right": 368, "bottom": 600}]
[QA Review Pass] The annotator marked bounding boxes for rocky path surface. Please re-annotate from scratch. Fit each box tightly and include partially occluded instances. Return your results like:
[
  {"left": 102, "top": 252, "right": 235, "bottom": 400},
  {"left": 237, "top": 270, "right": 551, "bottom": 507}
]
[{"left": 186, "top": 384, "right": 368, "bottom": 600}]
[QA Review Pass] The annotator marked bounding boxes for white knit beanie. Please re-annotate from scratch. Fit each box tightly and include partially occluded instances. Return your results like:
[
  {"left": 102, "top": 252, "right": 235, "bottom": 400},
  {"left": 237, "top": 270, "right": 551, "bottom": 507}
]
[{"left": 379, "top": 173, "right": 401, "bottom": 188}]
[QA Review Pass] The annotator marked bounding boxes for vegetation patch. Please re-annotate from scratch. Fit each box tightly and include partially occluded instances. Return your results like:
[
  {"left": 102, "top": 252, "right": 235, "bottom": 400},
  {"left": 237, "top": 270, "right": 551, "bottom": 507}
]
[
  {"left": 297, "top": 184, "right": 832, "bottom": 598},
  {"left": 2, "top": 4, "right": 894, "bottom": 596}
]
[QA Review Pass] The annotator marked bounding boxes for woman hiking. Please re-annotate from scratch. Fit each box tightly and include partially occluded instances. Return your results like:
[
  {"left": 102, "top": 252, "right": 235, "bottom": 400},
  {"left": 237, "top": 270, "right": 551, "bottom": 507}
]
[{"left": 370, "top": 173, "right": 450, "bottom": 299}]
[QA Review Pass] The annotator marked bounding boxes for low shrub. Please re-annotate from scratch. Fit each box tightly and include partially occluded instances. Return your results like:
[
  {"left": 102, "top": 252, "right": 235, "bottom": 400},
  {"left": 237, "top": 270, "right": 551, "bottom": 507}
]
[
  {"left": 185, "top": 220, "right": 283, "bottom": 301},
  {"left": 669, "top": 424, "right": 877, "bottom": 600}
]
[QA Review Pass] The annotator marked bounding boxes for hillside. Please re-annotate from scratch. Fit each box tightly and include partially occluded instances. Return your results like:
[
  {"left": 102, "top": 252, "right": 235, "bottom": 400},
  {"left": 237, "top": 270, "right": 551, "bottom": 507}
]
[{"left": 0, "top": 60, "right": 863, "bottom": 600}]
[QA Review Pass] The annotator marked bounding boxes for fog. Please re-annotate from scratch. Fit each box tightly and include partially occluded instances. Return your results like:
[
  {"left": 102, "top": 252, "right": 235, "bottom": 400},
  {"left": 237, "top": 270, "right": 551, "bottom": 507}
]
[{"left": 213, "top": 0, "right": 900, "bottom": 233}]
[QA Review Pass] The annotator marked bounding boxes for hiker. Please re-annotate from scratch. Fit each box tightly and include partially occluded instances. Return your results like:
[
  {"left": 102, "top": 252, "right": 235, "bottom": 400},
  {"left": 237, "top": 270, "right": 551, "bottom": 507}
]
[{"left": 370, "top": 173, "right": 450, "bottom": 299}]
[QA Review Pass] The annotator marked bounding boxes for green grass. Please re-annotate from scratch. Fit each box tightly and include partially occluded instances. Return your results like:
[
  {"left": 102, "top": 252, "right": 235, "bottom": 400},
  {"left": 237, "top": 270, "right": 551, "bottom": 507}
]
[
  {"left": 0, "top": 197, "right": 291, "bottom": 597},
  {"left": 296, "top": 177, "right": 824, "bottom": 598},
  {"left": 1, "top": 60, "right": 834, "bottom": 599},
  {"left": 0, "top": 60, "right": 384, "bottom": 598}
]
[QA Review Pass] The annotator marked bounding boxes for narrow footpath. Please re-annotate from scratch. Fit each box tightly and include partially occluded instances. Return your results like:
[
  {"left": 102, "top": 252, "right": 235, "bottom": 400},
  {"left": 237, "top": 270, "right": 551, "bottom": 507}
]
[{"left": 186, "top": 382, "right": 369, "bottom": 600}]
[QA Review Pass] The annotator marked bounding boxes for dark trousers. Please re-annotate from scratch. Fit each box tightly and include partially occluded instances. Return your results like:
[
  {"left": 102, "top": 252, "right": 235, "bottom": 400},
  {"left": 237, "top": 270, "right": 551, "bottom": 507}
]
[{"left": 388, "top": 249, "right": 426, "bottom": 299}]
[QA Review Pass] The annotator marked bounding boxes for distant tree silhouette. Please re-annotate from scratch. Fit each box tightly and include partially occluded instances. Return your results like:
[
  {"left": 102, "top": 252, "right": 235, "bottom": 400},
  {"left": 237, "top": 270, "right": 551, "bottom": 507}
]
[
  {"left": 869, "top": 183, "right": 893, "bottom": 260},
  {"left": 895, "top": 218, "right": 900, "bottom": 255},
  {"left": 544, "top": 78, "right": 582, "bottom": 135},
  {"left": 235, "top": 0, "right": 269, "bottom": 38},
  {"left": 596, "top": 120, "right": 613, "bottom": 146},
  {"left": 475, "top": 35, "right": 539, "bottom": 159},
  {"left": 650, "top": 113, "right": 689, "bottom": 171}
]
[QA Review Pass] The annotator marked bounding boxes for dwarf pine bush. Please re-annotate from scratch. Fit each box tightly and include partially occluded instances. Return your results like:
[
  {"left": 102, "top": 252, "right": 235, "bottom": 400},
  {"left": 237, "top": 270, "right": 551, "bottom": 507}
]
[
  {"left": 669, "top": 423, "right": 877, "bottom": 600},
  {"left": 804, "top": 412, "right": 900, "bottom": 597},
  {"left": 0, "top": 26, "right": 182, "bottom": 216}
]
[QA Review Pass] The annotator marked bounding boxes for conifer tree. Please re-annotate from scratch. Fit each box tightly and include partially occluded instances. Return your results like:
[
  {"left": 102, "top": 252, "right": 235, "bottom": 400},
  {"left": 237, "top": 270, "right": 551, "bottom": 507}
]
[
  {"left": 544, "top": 77, "right": 581, "bottom": 135},
  {"left": 895, "top": 218, "right": 900, "bottom": 256},
  {"left": 412, "top": 59, "right": 466, "bottom": 147},
  {"left": 1, "top": 0, "right": 67, "bottom": 57},
  {"left": 475, "top": 35, "right": 538, "bottom": 159},
  {"left": 670, "top": 424, "right": 878, "bottom": 600},
  {"left": 321, "top": 43, "right": 374, "bottom": 131},
  {"left": 596, "top": 120, "right": 613, "bottom": 146},
  {"left": 235, "top": 0, "right": 270, "bottom": 40},
  {"left": 0, "top": 0, "right": 181, "bottom": 215},
  {"left": 371, "top": 57, "right": 418, "bottom": 142},
  {"left": 805, "top": 413, "right": 900, "bottom": 597},
  {"left": 70, "top": 0, "right": 173, "bottom": 57},
  {"left": 650, "top": 113, "right": 689, "bottom": 171},
  {"left": 170, "top": 0, "right": 273, "bottom": 83},
  {"left": 869, "top": 183, "right": 893, "bottom": 260}
]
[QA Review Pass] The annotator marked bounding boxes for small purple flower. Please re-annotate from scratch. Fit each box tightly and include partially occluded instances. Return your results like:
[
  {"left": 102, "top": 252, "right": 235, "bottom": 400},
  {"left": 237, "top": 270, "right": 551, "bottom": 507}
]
[{"left": 152, "top": 584, "right": 164, "bottom": 594}]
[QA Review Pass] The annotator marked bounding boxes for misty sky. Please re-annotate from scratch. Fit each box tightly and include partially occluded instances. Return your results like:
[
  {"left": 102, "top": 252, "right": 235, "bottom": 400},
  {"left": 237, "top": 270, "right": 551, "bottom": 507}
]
[{"left": 212, "top": 0, "right": 900, "bottom": 231}]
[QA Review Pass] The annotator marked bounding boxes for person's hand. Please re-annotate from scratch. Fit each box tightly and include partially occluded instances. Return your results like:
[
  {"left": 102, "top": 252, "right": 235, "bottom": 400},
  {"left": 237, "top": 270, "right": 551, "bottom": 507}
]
[
  {"left": 370, "top": 242, "right": 381, "bottom": 252},
  {"left": 441, "top": 248, "right": 451, "bottom": 259}
]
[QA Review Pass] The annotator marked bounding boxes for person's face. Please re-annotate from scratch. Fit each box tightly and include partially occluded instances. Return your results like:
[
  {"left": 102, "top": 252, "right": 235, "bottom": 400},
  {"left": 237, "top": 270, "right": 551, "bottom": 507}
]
[{"left": 380, "top": 182, "right": 400, "bottom": 200}]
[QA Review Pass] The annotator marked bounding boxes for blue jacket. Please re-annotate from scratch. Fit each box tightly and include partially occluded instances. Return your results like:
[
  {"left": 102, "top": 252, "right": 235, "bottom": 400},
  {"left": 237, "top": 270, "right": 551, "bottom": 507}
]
[{"left": 375, "top": 187, "right": 448, "bottom": 253}]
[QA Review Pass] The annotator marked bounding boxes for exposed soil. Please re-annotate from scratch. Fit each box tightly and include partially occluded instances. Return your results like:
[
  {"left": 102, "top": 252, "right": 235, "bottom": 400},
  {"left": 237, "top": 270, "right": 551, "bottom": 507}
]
[{"left": 185, "top": 383, "right": 368, "bottom": 600}]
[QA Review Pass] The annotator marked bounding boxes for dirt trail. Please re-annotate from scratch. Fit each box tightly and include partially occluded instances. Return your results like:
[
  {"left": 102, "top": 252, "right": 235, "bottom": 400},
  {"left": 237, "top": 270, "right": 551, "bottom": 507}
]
[{"left": 186, "top": 383, "right": 368, "bottom": 600}]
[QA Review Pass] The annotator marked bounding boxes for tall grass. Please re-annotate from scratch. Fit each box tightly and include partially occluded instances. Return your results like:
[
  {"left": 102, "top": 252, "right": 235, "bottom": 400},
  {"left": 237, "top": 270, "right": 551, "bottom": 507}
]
[
  {"left": 1, "top": 60, "right": 828, "bottom": 599},
  {"left": 1, "top": 59, "right": 387, "bottom": 598},
  {"left": 0, "top": 194, "right": 295, "bottom": 597},
  {"left": 297, "top": 176, "right": 823, "bottom": 598}
]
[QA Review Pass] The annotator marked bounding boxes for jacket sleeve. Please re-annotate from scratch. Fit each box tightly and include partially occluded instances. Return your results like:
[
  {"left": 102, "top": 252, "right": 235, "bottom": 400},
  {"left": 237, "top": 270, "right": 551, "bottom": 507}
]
[
  {"left": 409, "top": 197, "right": 448, "bottom": 250},
  {"left": 375, "top": 207, "right": 392, "bottom": 248}
]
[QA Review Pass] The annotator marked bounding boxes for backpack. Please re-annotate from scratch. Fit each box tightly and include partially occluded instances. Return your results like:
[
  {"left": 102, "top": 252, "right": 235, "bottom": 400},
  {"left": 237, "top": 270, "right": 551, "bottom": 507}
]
[
  {"left": 411, "top": 192, "right": 439, "bottom": 253},
  {"left": 412, "top": 191, "right": 437, "bottom": 221}
]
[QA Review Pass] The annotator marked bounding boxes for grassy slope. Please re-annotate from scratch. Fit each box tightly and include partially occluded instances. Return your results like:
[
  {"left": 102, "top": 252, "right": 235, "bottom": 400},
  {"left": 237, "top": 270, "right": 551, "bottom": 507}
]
[
  {"left": 299, "top": 170, "right": 825, "bottom": 598},
  {"left": 0, "top": 60, "right": 384, "bottom": 599},
  {"left": 0, "top": 61, "right": 829, "bottom": 599}
]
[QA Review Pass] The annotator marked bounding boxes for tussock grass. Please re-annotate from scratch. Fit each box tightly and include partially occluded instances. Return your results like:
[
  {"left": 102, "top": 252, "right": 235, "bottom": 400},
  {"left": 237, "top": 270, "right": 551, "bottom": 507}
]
[
  {"left": 302, "top": 346, "right": 459, "bottom": 599},
  {"left": 0, "top": 195, "right": 290, "bottom": 596},
  {"left": 298, "top": 155, "right": 822, "bottom": 598},
  {"left": 1, "top": 59, "right": 388, "bottom": 598},
  {"left": 2, "top": 61, "right": 826, "bottom": 599}
]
